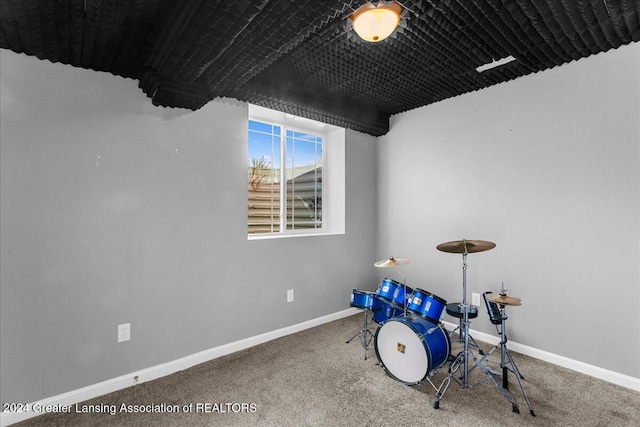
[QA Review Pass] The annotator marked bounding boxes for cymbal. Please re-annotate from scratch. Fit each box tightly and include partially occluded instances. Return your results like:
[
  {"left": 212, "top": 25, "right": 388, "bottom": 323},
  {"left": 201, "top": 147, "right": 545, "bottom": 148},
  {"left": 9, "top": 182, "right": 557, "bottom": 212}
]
[
  {"left": 436, "top": 239, "right": 496, "bottom": 254},
  {"left": 374, "top": 257, "right": 410, "bottom": 268},
  {"left": 488, "top": 294, "right": 522, "bottom": 306}
]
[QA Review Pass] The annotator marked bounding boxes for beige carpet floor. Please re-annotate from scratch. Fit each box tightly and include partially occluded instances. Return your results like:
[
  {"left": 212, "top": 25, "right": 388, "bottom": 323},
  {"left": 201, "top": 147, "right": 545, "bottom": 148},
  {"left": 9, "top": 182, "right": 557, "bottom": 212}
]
[{"left": 13, "top": 313, "right": 640, "bottom": 426}]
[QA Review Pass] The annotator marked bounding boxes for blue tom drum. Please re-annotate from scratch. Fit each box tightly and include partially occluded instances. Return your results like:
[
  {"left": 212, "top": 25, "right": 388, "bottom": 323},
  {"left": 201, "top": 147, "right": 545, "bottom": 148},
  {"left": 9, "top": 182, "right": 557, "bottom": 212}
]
[
  {"left": 377, "top": 278, "right": 413, "bottom": 308},
  {"left": 407, "top": 288, "right": 447, "bottom": 324},
  {"left": 350, "top": 289, "right": 383, "bottom": 311},
  {"left": 371, "top": 296, "right": 404, "bottom": 324}
]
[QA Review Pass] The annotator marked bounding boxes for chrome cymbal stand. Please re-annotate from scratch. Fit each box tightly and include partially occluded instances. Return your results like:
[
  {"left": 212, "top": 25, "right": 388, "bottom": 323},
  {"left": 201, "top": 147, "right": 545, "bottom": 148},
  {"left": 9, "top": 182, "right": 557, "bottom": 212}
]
[
  {"left": 433, "top": 239, "right": 500, "bottom": 410},
  {"left": 345, "top": 308, "right": 374, "bottom": 360},
  {"left": 475, "top": 303, "right": 536, "bottom": 416},
  {"left": 393, "top": 266, "right": 409, "bottom": 317},
  {"left": 434, "top": 250, "right": 473, "bottom": 408},
  {"left": 454, "top": 250, "right": 472, "bottom": 387}
]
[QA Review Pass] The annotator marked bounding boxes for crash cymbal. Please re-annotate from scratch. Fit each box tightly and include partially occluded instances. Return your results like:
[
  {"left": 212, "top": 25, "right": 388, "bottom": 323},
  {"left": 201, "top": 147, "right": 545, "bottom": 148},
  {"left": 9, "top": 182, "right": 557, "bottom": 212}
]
[
  {"left": 374, "top": 257, "right": 410, "bottom": 268},
  {"left": 436, "top": 239, "right": 496, "bottom": 254},
  {"left": 488, "top": 294, "right": 522, "bottom": 306}
]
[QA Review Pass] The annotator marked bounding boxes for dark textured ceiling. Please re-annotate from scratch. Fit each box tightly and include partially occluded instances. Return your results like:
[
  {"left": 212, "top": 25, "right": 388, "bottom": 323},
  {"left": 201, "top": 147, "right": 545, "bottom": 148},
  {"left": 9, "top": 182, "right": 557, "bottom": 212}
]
[{"left": 1, "top": 1, "right": 639, "bottom": 136}]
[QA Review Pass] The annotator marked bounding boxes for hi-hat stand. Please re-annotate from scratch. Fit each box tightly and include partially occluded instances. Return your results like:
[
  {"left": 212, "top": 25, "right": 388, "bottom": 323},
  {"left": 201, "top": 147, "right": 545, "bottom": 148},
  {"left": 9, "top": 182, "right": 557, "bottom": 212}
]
[{"left": 475, "top": 292, "right": 536, "bottom": 416}]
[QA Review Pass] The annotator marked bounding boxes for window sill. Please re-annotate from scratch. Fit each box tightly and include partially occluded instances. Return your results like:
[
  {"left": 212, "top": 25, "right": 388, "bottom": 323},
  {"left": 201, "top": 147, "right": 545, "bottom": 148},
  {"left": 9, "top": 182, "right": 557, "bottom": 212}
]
[{"left": 247, "top": 231, "right": 345, "bottom": 241}]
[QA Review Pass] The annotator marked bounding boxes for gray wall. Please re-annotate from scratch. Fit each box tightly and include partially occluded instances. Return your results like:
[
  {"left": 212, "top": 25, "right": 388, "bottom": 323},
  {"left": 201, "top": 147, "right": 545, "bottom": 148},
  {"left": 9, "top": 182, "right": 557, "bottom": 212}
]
[
  {"left": 376, "top": 42, "right": 640, "bottom": 378},
  {"left": 0, "top": 50, "right": 378, "bottom": 404},
  {"left": 2, "top": 41, "right": 639, "bottom": 407}
]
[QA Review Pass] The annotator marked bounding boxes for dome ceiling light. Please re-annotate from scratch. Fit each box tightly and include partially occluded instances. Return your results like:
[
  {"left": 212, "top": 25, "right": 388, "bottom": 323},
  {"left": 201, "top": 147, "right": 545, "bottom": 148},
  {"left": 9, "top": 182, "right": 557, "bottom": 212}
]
[{"left": 350, "top": 1, "right": 403, "bottom": 42}]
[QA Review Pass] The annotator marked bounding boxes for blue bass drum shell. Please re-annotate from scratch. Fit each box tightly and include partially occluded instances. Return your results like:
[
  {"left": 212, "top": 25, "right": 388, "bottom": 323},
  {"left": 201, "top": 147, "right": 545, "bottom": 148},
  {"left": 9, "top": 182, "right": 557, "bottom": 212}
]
[{"left": 374, "top": 314, "right": 451, "bottom": 385}]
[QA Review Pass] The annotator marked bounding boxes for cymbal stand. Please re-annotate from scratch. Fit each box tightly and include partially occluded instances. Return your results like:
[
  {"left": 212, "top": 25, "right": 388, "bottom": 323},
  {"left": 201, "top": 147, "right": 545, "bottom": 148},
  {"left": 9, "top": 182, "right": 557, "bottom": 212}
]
[
  {"left": 392, "top": 265, "right": 409, "bottom": 316},
  {"left": 434, "top": 250, "right": 473, "bottom": 408},
  {"left": 345, "top": 308, "right": 374, "bottom": 360},
  {"left": 475, "top": 302, "right": 536, "bottom": 416},
  {"left": 456, "top": 250, "right": 471, "bottom": 387}
]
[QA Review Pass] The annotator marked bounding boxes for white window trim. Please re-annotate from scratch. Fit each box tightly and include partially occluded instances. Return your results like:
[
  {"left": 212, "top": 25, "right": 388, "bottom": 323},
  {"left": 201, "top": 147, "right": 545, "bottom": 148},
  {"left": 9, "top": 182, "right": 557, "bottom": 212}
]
[{"left": 248, "top": 105, "right": 345, "bottom": 240}]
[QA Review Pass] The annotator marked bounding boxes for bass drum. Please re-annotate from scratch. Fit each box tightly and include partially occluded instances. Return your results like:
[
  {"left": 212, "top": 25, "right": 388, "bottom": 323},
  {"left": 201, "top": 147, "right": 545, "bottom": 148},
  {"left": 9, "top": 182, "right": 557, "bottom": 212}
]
[{"left": 374, "top": 315, "right": 450, "bottom": 385}]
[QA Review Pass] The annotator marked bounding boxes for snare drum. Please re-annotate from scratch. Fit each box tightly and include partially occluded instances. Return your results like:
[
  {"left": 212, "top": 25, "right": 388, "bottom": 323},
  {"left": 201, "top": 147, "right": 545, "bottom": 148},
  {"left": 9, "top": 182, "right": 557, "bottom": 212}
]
[
  {"left": 350, "top": 289, "right": 383, "bottom": 311},
  {"left": 374, "top": 314, "right": 451, "bottom": 385},
  {"left": 407, "top": 288, "right": 447, "bottom": 324},
  {"left": 377, "top": 278, "right": 413, "bottom": 308}
]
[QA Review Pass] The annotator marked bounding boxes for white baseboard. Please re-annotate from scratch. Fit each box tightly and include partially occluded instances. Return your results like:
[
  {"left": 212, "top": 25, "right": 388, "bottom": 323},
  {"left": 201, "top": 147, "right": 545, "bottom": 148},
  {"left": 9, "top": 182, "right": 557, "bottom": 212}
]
[
  {"left": 1, "top": 308, "right": 360, "bottom": 427},
  {"left": 2, "top": 310, "right": 637, "bottom": 426},
  {"left": 441, "top": 320, "right": 640, "bottom": 392}
]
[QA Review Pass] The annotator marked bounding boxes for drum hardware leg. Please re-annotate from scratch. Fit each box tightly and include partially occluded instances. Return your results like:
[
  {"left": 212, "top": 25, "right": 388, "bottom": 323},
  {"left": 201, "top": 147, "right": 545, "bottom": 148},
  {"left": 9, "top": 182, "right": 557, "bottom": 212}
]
[
  {"left": 473, "top": 342, "right": 499, "bottom": 376},
  {"left": 435, "top": 309, "right": 480, "bottom": 410},
  {"left": 494, "top": 304, "right": 535, "bottom": 416},
  {"left": 473, "top": 304, "right": 536, "bottom": 416},
  {"left": 432, "top": 352, "right": 461, "bottom": 409},
  {"left": 503, "top": 350, "right": 535, "bottom": 416},
  {"left": 345, "top": 309, "right": 375, "bottom": 360},
  {"left": 467, "top": 333, "right": 484, "bottom": 356},
  {"left": 449, "top": 326, "right": 485, "bottom": 355},
  {"left": 433, "top": 372, "right": 454, "bottom": 409},
  {"left": 473, "top": 354, "right": 520, "bottom": 413},
  {"left": 442, "top": 318, "right": 478, "bottom": 390},
  {"left": 448, "top": 323, "right": 461, "bottom": 337}
]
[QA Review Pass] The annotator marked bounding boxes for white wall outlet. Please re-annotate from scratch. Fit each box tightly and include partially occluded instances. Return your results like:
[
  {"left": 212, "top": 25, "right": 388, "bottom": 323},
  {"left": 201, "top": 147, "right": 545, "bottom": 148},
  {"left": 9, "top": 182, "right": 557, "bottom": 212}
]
[
  {"left": 472, "top": 293, "right": 481, "bottom": 307},
  {"left": 287, "top": 289, "right": 294, "bottom": 303},
  {"left": 118, "top": 323, "right": 130, "bottom": 342}
]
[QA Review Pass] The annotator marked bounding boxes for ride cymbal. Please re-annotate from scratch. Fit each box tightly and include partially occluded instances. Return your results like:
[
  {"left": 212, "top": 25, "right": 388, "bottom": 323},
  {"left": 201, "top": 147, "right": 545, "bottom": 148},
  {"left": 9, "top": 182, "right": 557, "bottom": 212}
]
[
  {"left": 436, "top": 239, "right": 496, "bottom": 254},
  {"left": 374, "top": 257, "right": 410, "bottom": 268},
  {"left": 487, "top": 294, "right": 522, "bottom": 306}
]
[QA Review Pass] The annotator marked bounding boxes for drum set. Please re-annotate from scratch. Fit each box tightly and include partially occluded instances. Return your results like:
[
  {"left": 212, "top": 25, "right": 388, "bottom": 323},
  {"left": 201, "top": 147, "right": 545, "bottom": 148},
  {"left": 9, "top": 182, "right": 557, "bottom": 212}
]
[
  {"left": 348, "top": 256, "right": 451, "bottom": 387},
  {"left": 347, "top": 239, "right": 535, "bottom": 416}
]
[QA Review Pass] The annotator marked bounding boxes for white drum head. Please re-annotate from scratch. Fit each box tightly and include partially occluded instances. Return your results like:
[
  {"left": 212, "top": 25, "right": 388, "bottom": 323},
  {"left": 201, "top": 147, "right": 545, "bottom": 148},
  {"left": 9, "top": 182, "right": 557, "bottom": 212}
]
[{"left": 375, "top": 319, "right": 429, "bottom": 384}]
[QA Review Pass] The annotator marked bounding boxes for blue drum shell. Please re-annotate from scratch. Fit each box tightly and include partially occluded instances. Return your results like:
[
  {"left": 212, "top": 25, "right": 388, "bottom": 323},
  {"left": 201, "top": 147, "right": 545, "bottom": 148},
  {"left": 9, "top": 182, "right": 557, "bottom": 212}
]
[
  {"left": 371, "top": 296, "right": 403, "bottom": 324},
  {"left": 407, "top": 288, "right": 447, "bottom": 324},
  {"left": 377, "top": 278, "right": 413, "bottom": 307},
  {"left": 377, "top": 278, "right": 401, "bottom": 301},
  {"left": 374, "top": 314, "right": 451, "bottom": 384},
  {"left": 350, "top": 289, "right": 379, "bottom": 310}
]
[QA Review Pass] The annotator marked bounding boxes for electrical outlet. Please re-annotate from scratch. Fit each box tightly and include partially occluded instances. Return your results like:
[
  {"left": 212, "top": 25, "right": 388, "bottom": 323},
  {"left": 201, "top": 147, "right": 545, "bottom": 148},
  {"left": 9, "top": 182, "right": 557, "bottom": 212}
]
[
  {"left": 472, "top": 293, "right": 481, "bottom": 307},
  {"left": 287, "top": 289, "right": 294, "bottom": 303},
  {"left": 118, "top": 323, "right": 130, "bottom": 342}
]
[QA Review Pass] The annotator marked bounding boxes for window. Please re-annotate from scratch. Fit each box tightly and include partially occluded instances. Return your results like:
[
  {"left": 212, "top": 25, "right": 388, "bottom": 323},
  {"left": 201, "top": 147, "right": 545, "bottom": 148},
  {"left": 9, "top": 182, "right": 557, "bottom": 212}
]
[
  {"left": 248, "top": 120, "right": 323, "bottom": 234},
  {"left": 247, "top": 105, "right": 345, "bottom": 239}
]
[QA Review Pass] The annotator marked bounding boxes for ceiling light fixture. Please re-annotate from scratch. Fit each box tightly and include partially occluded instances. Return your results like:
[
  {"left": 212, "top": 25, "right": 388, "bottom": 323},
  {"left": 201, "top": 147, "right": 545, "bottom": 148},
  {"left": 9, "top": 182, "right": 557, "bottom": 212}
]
[{"left": 350, "top": 1, "right": 403, "bottom": 42}]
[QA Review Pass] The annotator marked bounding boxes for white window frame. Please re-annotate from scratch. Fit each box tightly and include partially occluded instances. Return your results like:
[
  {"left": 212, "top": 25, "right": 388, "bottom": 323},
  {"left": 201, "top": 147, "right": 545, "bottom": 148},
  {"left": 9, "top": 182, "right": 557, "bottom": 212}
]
[{"left": 248, "top": 104, "right": 345, "bottom": 240}]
